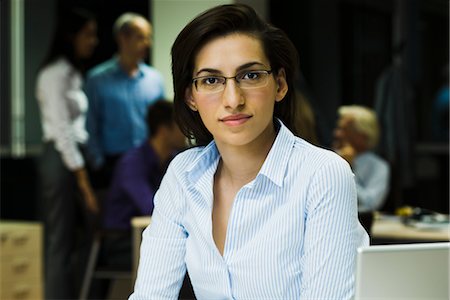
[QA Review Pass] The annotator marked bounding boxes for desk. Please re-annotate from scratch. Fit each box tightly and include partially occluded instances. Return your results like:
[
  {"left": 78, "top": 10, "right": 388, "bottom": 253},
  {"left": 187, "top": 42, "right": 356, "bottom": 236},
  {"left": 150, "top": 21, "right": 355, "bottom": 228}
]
[
  {"left": 130, "top": 215, "right": 450, "bottom": 277},
  {"left": 131, "top": 216, "right": 151, "bottom": 283},
  {"left": 371, "top": 214, "right": 449, "bottom": 243}
]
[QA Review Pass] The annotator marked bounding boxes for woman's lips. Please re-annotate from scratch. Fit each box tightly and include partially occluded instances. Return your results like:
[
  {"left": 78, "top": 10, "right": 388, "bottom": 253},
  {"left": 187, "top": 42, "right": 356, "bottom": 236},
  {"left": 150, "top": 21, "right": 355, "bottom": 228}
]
[{"left": 220, "top": 114, "right": 252, "bottom": 126}]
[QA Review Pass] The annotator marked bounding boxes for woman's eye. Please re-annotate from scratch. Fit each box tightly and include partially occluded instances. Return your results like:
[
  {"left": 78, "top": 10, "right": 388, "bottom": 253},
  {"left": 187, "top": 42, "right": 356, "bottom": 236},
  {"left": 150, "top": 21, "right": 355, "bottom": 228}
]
[
  {"left": 242, "top": 71, "right": 260, "bottom": 80},
  {"left": 203, "top": 77, "right": 220, "bottom": 85}
]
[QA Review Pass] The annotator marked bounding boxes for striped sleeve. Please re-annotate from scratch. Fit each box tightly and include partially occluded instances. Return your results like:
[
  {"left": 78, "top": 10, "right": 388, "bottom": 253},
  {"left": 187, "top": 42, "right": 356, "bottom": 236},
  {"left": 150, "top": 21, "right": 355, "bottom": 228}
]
[
  {"left": 129, "top": 164, "right": 187, "bottom": 300},
  {"left": 300, "top": 154, "right": 364, "bottom": 299}
]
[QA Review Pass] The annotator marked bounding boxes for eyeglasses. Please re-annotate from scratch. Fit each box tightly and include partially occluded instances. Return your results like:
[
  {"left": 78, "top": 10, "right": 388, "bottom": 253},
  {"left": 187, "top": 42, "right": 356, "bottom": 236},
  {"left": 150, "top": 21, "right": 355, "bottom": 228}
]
[{"left": 192, "top": 70, "right": 273, "bottom": 94}]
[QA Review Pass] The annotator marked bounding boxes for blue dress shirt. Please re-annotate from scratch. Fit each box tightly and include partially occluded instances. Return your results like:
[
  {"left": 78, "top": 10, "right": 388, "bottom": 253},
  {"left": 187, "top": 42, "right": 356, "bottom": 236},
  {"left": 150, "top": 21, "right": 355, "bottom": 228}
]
[
  {"left": 130, "top": 121, "right": 369, "bottom": 299},
  {"left": 84, "top": 57, "right": 165, "bottom": 168}
]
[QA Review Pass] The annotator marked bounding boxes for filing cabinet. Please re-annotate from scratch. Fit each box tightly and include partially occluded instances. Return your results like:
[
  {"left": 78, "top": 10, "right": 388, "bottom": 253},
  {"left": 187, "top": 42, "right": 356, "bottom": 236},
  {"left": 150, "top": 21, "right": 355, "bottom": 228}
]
[{"left": 0, "top": 221, "right": 43, "bottom": 300}]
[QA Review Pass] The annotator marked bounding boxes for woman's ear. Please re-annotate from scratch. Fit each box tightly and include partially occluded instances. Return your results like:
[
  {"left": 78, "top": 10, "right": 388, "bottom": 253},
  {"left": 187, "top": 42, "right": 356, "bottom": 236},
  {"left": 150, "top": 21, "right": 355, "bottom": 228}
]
[
  {"left": 275, "top": 68, "right": 288, "bottom": 102},
  {"left": 185, "top": 88, "right": 198, "bottom": 111}
]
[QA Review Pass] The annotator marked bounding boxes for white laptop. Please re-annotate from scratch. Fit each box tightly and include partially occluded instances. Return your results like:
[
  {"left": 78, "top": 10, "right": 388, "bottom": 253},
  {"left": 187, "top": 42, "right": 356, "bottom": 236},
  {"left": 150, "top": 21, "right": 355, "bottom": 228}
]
[{"left": 354, "top": 242, "right": 450, "bottom": 300}]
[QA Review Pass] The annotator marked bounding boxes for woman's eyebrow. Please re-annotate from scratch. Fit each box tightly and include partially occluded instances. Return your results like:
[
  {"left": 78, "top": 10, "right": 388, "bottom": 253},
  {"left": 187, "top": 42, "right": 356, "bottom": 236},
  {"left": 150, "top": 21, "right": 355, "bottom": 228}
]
[
  {"left": 236, "top": 61, "right": 266, "bottom": 72},
  {"left": 195, "top": 61, "right": 267, "bottom": 76},
  {"left": 195, "top": 68, "right": 221, "bottom": 76}
]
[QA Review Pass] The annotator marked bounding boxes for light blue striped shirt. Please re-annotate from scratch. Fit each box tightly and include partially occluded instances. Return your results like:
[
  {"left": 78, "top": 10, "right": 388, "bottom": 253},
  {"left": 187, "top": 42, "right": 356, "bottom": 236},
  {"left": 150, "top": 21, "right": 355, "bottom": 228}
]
[{"left": 130, "top": 121, "right": 369, "bottom": 300}]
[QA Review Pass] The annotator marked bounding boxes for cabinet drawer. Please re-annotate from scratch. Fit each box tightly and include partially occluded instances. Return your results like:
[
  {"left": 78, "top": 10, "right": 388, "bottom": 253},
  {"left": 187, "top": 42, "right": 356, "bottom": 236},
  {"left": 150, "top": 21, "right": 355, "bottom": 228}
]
[
  {"left": 1, "top": 254, "right": 42, "bottom": 284},
  {"left": 1, "top": 282, "right": 43, "bottom": 300},
  {"left": 0, "top": 223, "right": 42, "bottom": 255}
]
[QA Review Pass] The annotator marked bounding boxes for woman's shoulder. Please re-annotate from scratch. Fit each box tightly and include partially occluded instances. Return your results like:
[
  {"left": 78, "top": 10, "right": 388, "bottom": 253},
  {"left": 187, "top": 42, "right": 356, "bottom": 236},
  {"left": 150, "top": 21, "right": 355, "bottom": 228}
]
[
  {"left": 37, "top": 58, "right": 72, "bottom": 81},
  {"left": 291, "top": 137, "right": 350, "bottom": 171},
  {"left": 168, "top": 145, "right": 206, "bottom": 170}
]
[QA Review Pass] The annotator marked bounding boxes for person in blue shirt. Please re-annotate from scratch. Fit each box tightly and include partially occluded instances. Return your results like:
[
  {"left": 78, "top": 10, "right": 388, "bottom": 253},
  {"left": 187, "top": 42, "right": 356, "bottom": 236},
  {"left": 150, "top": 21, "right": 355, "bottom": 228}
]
[
  {"left": 130, "top": 4, "right": 369, "bottom": 299},
  {"left": 333, "top": 105, "right": 390, "bottom": 235},
  {"left": 84, "top": 12, "right": 165, "bottom": 188}
]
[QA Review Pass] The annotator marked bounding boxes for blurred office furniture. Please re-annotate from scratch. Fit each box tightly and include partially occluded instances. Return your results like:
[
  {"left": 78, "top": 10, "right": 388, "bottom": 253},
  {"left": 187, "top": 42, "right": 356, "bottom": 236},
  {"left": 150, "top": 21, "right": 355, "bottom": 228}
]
[
  {"left": 371, "top": 212, "right": 449, "bottom": 244},
  {"left": 355, "top": 242, "right": 450, "bottom": 300},
  {"left": 412, "top": 143, "right": 449, "bottom": 214},
  {"left": 0, "top": 221, "right": 43, "bottom": 300},
  {"left": 79, "top": 230, "right": 132, "bottom": 300},
  {"left": 131, "top": 216, "right": 151, "bottom": 282}
]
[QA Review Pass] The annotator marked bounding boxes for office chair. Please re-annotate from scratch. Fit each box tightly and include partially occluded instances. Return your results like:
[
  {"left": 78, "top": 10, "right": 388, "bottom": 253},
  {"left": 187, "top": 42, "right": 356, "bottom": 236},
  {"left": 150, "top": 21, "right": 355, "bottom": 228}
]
[{"left": 79, "top": 229, "right": 132, "bottom": 300}]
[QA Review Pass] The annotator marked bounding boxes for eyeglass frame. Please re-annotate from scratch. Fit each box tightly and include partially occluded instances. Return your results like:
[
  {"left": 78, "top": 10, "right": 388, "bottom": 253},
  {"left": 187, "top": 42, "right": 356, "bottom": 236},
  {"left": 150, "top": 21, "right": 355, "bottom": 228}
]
[{"left": 191, "top": 69, "right": 273, "bottom": 94}]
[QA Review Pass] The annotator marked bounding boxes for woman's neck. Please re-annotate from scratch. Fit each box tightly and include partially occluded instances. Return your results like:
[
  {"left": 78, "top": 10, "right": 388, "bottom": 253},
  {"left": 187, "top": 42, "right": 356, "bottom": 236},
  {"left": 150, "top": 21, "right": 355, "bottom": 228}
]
[{"left": 215, "top": 124, "right": 277, "bottom": 187}]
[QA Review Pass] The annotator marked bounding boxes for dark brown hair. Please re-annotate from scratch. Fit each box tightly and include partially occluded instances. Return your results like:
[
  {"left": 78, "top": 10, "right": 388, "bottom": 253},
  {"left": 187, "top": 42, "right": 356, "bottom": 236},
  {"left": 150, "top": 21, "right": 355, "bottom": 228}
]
[
  {"left": 40, "top": 7, "right": 96, "bottom": 74},
  {"left": 171, "top": 4, "right": 300, "bottom": 146}
]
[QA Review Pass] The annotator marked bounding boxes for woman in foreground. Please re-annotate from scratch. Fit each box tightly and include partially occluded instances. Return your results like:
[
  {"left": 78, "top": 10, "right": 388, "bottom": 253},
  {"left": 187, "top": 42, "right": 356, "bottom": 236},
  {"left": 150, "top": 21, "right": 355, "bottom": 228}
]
[{"left": 130, "top": 4, "right": 368, "bottom": 299}]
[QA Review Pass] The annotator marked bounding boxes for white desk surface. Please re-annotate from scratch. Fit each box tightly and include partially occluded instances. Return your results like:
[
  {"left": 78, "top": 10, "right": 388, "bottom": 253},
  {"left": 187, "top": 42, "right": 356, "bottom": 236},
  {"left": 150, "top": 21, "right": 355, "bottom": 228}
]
[
  {"left": 371, "top": 214, "right": 449, "bottom": 241},
  {"left": 131, "top": 215, "right": 449, "bottom": 240},
  {"left": 131, "top": 214, "right": 450, "bottom": 241}
]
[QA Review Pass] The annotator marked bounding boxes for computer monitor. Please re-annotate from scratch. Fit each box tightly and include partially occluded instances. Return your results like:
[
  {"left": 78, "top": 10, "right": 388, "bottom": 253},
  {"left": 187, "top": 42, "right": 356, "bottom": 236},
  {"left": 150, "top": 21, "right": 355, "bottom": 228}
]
[{"left": 354, "top": 242, "right": 449, "bottom": 300}]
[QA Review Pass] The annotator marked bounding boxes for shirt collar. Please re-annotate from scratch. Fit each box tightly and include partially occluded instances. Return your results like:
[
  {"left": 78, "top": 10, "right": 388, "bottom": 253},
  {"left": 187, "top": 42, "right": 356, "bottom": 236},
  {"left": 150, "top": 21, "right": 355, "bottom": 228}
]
[
  {"left": 257, "top": 119, "right": 296, "bottom": 187},
  {"left": 186, "top": 142, "right": 220, "bottom": 185},
  {"left": 185, "top": 119, "right": 296, "bottom": 188}
]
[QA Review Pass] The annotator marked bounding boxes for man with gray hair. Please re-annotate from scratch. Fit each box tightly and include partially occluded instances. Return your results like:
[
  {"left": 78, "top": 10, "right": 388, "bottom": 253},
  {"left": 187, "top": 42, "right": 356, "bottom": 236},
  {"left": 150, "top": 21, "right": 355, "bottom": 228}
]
[
  {"left": 333, "top": 105, "right": 390, "bottom": 235},
  {"left": 84, "top": 12, "right": 165, "bottom": 189}
]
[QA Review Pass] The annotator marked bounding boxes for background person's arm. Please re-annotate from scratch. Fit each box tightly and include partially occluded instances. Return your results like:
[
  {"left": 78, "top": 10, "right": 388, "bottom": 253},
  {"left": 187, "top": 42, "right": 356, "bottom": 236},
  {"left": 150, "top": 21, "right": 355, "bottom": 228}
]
[{"left": 37, "top": 68, "right": 98, "bottom": 213}]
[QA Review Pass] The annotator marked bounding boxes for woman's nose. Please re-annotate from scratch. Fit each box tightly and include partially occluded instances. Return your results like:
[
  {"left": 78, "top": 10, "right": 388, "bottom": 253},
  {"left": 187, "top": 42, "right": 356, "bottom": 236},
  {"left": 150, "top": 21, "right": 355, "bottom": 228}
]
[{"left": 221, "top": 79, "right": 244, "bottom": 109}]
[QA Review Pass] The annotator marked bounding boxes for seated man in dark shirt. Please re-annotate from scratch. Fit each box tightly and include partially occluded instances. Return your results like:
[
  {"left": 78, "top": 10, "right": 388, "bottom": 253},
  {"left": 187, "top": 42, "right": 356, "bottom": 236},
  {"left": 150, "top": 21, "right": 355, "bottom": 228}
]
[
  {"left": 99, "top": 99, "right": 187, "bottom": 272},
  {"left": 87, "top": 99, "right": 187, "bottom": 298},
  {"left": 103, "top": 99, "right": 187, "bottom": 232},
  {"left": 91, "top": 99, "right": 188, "bottom": 298}
]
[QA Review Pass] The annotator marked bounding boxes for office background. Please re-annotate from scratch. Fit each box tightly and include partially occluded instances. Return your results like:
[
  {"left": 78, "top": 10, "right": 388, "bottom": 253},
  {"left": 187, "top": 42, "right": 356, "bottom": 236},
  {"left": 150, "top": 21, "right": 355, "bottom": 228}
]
[{"left": 1, "top": 0, "right": 448, "bottom": 220}]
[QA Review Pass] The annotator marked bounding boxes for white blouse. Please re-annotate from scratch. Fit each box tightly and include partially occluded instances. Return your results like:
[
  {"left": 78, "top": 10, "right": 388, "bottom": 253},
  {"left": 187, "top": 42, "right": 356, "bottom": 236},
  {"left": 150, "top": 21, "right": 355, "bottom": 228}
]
[{"left": 36, "top": 57, "right": 88, "bottom": 170}]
